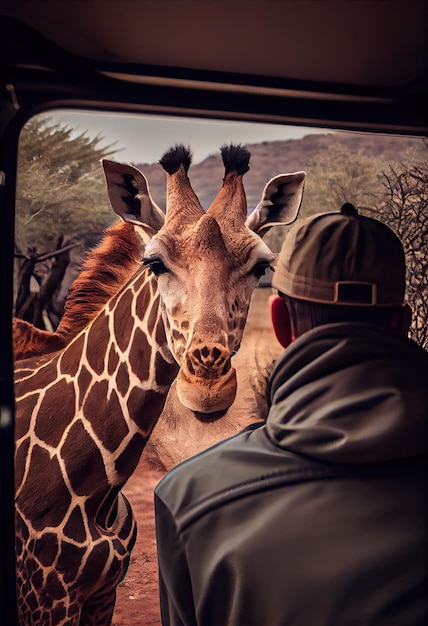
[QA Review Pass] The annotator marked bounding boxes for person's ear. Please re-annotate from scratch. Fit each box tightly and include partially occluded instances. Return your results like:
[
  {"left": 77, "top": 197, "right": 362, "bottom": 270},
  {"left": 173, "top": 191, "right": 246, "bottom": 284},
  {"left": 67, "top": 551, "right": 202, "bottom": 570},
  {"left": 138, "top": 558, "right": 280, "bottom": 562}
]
[
  {"left": 390, "top": 303, "right": 412, "bottom": 336},
  {"left": 270, "top": 295, "right": 293, "bottom": 348}
]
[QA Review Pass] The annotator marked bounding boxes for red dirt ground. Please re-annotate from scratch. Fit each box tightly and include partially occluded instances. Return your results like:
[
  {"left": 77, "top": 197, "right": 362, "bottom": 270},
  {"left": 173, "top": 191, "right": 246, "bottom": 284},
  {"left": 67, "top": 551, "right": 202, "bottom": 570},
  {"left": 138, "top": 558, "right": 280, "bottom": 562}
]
[{"left": 112, "top": 466, "right": 165, "bottom": 626}]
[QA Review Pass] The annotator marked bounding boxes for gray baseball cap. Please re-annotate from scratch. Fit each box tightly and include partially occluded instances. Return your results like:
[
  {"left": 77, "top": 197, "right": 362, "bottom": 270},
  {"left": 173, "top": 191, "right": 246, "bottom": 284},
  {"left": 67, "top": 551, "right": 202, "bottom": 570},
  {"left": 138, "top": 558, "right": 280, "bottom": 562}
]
[{"left": 272, "top": 203, "right": 406, "bottom": 307}]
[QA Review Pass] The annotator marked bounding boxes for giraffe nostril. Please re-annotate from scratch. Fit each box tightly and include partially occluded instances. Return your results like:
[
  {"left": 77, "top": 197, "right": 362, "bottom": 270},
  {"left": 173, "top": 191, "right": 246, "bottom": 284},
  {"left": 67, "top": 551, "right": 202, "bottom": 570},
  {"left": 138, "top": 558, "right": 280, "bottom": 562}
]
[
  {"left": 201, "top": 346, "right": 210, "bottom": 358},
  {"left": 212, "top": 347, "right": 222, "bottom": 361}
]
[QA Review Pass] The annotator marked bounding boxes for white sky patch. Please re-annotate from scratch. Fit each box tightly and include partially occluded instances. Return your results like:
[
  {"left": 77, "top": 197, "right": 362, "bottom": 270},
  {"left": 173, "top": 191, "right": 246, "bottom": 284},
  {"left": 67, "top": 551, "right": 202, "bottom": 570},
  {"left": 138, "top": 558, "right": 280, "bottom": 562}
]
[{"left": 45, "top": 110, "right": 327, "bottom": 165}]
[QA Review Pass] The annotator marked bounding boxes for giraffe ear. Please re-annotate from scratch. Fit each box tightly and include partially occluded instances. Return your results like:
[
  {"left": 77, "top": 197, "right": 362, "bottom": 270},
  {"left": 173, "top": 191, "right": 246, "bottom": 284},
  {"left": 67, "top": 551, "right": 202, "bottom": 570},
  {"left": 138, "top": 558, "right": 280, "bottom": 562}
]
[
  {"left": 245, "top": 171, "right": 306, "bottom": 236},
  {"left": 102, "top": 160, "right": 165, "bottom": 231}
]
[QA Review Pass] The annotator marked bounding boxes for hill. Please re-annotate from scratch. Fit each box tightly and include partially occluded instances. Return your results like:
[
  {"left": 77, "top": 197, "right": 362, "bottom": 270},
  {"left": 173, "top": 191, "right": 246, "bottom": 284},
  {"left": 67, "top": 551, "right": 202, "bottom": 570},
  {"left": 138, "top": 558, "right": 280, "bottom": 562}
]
[{"left": 132, "top": 131, "right": 426, "bottom": 213}]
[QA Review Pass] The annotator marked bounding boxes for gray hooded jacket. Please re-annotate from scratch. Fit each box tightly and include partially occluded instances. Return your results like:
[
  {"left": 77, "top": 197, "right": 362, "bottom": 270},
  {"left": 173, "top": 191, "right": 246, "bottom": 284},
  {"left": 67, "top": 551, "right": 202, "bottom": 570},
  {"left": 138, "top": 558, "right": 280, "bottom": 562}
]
[{"left": 155, "top": 323, "right": 428, "bottom": 626}]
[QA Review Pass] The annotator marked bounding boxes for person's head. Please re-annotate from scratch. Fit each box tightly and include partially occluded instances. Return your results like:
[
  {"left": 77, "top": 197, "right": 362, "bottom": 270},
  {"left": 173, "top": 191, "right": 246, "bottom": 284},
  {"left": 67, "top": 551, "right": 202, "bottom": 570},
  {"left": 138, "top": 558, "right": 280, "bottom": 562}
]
[{"left": 270, "top": 203, "right": 411, "bottom": 347}]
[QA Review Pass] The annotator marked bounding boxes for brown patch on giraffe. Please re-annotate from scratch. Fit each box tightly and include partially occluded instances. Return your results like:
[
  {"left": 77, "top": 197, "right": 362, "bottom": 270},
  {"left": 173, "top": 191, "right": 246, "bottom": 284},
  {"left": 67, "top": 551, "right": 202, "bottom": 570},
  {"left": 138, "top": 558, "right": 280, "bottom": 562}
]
[
  {"left": 15, "top": 437, "right": 30, "bottom": 488},
  {"left": 63, "top": 506, "right": 86, "bottom": 543},
  {"left": 108, "top": 344, "right": 120, "bottom": 376},
  {"left": 154, "top": 350, "right": 177, "bottom": 388},
  {"left": 82, "top": 379, "right": 109, "bottom": 421},
  {"left": 126, "top": 388, "right": 159, "bottom": 431},
  {"left": 62, "top": 420, "right": 109, "bottom": 497},
  {"left": 79, "top": 540, "right": 111, "bottom": 588},
  {"left": 135, "top": 274, "right": 152, "bottom": 321},
  {"left": 60, "top": 333, "right": 85, "bottom": 376},
  {"left": 45, "top": 571, "right": 67, "bottom": 604},
  {"left": 15, "top": 393, "right": 38, "bottom": 438},
  {"left": 128, "top": 326, "right": 151, "bottom": 381},
  {"left": 57, "top": 540, "right": 87, "bottom": 584},
  {"left": 32, "top": 608, "right": 43, "bottom": 624},
  {"left": 86, "top": 316, "right": 109, "bottom": 375},
  {"left": 49, "top": 601, "right": 68, "bottom": 624},
  {"left": 78, "top": 363, "right": 93, "bottom": 403},
  {"left": 33, "top": 532, "right": 59, "bottom": 567},
  {"left": 35, "top": 378, "right": 76, "bottom": 447},
  {"left": 147, "top": 293, "right": 160, "bottom": 335},
  {"left": 114, "top": 288, "right": 134, "bottom": 353},
  {"left": 16, "top": 357, "right": 58, "bottom": 393},
  {"left": 156, "top": 313, "right": 169, "bottom": 348},
  {"left": 115, "top": 432, "right": 146, "bottom": 478},
  {"left": 116, "top": 362, "right": 130, "bottom": 396},
  {"left": 14, "top": 363, "right": 37, "bottom": 379},
  {"left": 85, "top": 383, "right": 129, "bottom": 452},
  {"left": 118, "top": 506, "right": 137, "bottom": 544},
  {"left": 18, "top": 445, "right": 72, "bottom": 531}
]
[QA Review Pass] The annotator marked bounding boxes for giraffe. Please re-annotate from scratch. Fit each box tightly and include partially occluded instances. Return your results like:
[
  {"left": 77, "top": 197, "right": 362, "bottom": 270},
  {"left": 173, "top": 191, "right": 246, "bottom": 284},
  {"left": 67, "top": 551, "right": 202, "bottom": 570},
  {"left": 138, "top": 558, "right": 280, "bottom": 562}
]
[
  {"left": 14, "top": 144, "right": 306, "bottom": 625},
  {"left": 13, "top": 147, "right": 301, "bottom": 459},
  {"left": 13, "top": 145, "right": 304, "bottom": 453}
]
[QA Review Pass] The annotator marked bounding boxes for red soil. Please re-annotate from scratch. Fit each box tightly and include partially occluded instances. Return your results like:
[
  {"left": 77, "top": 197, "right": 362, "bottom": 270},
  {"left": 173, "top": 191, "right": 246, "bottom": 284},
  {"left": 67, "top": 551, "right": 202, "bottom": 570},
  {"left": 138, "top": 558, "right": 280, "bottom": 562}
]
[{"left": 112, "top": 466, "right": 165, "bottom": 626}]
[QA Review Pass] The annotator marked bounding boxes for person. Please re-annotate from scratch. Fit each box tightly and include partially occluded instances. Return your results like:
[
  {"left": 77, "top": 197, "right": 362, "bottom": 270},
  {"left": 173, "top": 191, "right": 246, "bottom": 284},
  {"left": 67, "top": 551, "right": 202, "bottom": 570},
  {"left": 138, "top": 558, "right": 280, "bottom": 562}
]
[{"left": 154, "top": 203, "right": 428, "bottom": 626}]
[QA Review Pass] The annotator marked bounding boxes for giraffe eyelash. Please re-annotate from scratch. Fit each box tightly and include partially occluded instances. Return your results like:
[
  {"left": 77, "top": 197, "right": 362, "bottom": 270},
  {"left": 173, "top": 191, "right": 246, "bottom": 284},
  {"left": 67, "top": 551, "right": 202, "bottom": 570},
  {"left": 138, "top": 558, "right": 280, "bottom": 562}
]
[
  {"left": 142, "top": 256, "right": 169, "bottom": 276},
  {"left": 252, "top": 261, "right": 273, "bottom": 279}
]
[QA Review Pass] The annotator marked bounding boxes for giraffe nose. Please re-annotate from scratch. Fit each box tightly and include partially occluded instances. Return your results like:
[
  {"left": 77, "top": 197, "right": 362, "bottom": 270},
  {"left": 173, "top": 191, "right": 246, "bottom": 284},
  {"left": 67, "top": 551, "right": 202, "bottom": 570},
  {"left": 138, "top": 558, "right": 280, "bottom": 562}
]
[{"left": 186, "top": 343, "right": 231, "bottom": 377}]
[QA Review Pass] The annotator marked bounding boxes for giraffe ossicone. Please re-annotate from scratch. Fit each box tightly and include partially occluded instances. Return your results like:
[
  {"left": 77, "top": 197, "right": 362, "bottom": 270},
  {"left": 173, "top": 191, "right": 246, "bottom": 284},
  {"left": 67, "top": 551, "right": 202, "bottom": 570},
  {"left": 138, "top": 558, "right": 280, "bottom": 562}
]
[{"left": 14, "top": 144, "right": 305, "bottom": 625}]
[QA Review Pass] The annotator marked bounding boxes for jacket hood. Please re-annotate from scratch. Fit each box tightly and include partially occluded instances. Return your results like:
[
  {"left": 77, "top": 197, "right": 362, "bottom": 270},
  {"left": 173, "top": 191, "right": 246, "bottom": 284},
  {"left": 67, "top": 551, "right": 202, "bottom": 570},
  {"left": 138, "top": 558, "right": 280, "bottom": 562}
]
[{"left": 267, "top": 323, "right": 428, "bottom": 463}]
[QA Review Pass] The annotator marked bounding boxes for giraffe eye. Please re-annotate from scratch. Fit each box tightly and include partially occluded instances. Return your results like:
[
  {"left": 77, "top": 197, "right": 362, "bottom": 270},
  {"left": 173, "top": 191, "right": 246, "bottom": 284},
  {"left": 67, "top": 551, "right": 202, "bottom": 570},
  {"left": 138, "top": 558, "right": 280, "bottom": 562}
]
[
  {"left": 252, "top": 262, "right": 272, "bottom": 279},
  {"left": 142, "top": 256, "right": 169, "bottom": 276}
]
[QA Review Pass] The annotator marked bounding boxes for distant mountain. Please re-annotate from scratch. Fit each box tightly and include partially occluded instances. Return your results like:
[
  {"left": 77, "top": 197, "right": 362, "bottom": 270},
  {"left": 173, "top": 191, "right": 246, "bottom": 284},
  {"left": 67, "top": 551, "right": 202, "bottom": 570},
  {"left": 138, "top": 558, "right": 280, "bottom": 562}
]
[{"left": 132, "top": 131, "right": 426, "bottom": 212}]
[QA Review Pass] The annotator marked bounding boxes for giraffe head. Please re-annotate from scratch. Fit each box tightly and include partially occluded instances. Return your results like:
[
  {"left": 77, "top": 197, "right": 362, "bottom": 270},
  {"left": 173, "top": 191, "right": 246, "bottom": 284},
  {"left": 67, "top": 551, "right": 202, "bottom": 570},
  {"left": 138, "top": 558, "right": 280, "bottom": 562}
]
[{"left": 104, "top": 145, "right": 305, "bottom": 413}]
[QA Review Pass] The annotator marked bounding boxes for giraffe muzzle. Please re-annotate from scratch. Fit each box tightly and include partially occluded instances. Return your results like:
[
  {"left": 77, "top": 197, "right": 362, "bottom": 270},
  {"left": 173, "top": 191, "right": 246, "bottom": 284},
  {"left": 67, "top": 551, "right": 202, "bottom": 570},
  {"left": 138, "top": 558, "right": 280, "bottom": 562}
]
[{"left": 176, "top": 365, "right": 237, "bottom": 413}]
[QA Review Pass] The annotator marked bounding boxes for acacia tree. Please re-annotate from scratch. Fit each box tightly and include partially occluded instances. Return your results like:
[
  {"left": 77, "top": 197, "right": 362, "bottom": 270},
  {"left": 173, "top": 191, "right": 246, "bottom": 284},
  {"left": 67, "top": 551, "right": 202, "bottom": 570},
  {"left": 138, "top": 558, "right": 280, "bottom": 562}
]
[
  {"left": 263, "top": 139, "right": 388, "bottom": 254},
  {"left": 15, "top": 115, "right": 118, "bottom": 329},
  {"left": 373, "top": 149, "right": 428, "bottom": 349},
  {"left": 301, "top": 141, "right": 385, "bottom": 216}
]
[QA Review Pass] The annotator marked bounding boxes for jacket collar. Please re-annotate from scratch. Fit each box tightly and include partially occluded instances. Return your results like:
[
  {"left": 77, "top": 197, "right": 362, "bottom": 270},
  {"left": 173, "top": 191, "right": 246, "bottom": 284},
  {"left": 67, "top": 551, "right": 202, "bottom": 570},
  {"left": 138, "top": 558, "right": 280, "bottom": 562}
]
[{"left": 267, "top": 323, "right": 428, "bottom": 463}]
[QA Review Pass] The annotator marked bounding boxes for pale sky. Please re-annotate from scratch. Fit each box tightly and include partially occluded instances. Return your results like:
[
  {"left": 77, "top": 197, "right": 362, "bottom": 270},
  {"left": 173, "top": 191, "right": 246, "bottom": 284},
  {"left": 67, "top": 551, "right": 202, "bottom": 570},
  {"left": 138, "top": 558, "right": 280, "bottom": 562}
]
[{"left": 47, "top": 109, "right": 327, "bottom": 164}]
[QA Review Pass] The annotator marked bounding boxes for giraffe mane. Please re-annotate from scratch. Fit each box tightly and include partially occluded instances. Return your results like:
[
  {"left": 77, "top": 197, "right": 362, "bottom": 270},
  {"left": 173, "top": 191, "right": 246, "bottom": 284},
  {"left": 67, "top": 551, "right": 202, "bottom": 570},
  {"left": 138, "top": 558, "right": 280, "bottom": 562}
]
[
  {"left": 57, "top": 220, "right": 142, "bottom": 338},
  {"left": 159, "top": 144, "right": 192, "bottom": 174}
]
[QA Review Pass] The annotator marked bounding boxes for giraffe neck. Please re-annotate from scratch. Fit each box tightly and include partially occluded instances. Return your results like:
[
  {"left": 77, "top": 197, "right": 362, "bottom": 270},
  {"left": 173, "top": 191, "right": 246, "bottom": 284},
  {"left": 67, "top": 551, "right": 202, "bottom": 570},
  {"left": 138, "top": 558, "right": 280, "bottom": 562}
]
[
  {"left": 14, "top": 257, "right": 179, "bottom": 625},
  {"left": 15, "top": 267, "right": 178, "bottom": 516}
]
